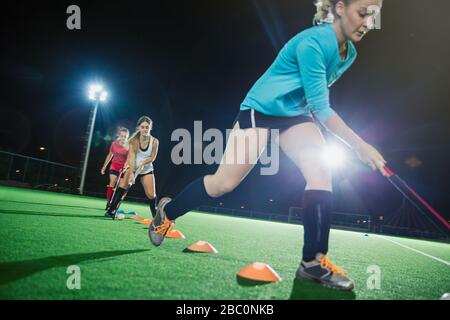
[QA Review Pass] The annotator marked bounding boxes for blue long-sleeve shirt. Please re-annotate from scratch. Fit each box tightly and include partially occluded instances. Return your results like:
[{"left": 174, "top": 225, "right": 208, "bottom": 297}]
[{"left": 240, "top": 23, "right": 357, "bottom": 123}]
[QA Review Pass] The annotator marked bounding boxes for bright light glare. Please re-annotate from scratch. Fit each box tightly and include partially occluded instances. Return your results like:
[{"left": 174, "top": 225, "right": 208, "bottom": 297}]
[
  {"left": 88, "top": 83, "right": 108, "bottom": 102},
  {"left": 90, "top": 84, "right": 103, "bottom": 93},
  {"left": 88, "top": 91, "right": 96, "bottom": 100},
  {"left": 99, "top": 91, "right": 108, "bottom": 102},
  {"left": 322, "top": 145, "right": 346, "bottom": 168}
]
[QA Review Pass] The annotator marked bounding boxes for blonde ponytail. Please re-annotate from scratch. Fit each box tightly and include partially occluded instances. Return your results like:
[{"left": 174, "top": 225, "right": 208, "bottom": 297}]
[{"left": 127, "top": 130, "right": 140, "bottom": 152}]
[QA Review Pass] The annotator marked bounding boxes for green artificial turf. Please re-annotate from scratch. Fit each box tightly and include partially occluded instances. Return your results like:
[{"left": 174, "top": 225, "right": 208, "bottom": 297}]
[{"left": 0, "top": 186, "right": 449, "bottom": 300}]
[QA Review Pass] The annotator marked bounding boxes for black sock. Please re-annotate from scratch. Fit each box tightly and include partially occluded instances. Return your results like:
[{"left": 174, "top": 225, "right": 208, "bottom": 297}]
[
  {"left": 108, "top": 187, "right": 126, "bottom": 212},
  {"left": 165, "top": 176, "right": 214, "bottom": 221},
  {"left": 302, "top": 190, "right": 333, "bottom": 262},
  {"left": 149, "top": 198, "right": 157, "bottom": 218}
]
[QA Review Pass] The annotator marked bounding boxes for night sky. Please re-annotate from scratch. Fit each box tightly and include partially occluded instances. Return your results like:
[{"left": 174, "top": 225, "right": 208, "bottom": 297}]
[{"left": 1, "top": 0, "right": 450, "bottom": 223}]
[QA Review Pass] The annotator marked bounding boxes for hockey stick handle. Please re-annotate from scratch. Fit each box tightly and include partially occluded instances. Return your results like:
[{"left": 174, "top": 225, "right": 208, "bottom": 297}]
[
  {"left": 128, "top": 167, "right": 143, "bottom": 187},
  {"left": 384, "top": 166, "right": 450, "bottom": 230},
  {"left": 384, "top": 166, "right": 395, "bottom": 178}
]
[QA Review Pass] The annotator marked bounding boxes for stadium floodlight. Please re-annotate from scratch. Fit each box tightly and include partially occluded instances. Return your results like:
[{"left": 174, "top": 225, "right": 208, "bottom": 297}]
[
  {"left": 79, "top": 82, "right": 109, "bottom": 195},
  {"left": 99, "top": 91, "right": 108, "bottom": 102},
  {"left": 322, "top": 145, "right": 346, "bottom": 169},
  {"left": 88, "top": 84, "right": 107, "bottom": 102}
]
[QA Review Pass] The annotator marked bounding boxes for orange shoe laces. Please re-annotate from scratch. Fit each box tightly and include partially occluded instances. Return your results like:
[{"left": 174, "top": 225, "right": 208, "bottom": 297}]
[
  {"left": 320, "top": 256, "right": 347, "bottom": 276},
  {"left": 154, "top": 219, "right": 172, "bottom": 236}
]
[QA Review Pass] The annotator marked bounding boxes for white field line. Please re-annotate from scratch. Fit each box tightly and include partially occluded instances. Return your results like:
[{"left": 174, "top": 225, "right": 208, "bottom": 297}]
[{"left": 375, "top": 235, "right": 450, "bottom": 267}]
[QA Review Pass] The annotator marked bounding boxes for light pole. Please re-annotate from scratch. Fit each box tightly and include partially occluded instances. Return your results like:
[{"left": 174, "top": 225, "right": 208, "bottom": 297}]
[{"left": 79, "top": 84, "right": 108, "bottom": 195}]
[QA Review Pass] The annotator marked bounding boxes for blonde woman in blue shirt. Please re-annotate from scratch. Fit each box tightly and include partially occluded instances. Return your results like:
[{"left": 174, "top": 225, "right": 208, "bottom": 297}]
[{"left": 150, "top": 0, "right": 386, "bottom": 291}]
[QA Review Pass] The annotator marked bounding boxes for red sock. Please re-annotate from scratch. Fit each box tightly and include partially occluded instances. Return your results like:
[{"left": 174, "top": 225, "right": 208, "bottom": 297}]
[{"left": 106, "top": 186, "right": 114, "bottom": 203}]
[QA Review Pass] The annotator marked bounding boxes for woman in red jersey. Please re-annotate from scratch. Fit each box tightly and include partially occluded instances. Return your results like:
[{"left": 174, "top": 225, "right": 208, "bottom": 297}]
[{"left": 101, "top": 127, "right": 130, "bottom": 209}]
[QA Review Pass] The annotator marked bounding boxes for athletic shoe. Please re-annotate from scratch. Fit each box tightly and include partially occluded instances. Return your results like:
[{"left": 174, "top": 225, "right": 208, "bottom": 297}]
[
  {"left": 104, "top": 212, "right": 115, "bottom": 219},
  {"left": 104, "top": 207, "right": 116, "bottom": 220},
  {"left": 148, "top": 197, "right": 173, "bottom": 246},
  {"left": 296, "top": 253, "right": 354, "bottom": 291}
]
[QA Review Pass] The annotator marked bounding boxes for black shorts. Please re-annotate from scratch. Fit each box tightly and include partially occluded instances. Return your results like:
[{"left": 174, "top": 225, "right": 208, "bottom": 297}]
[
  {"left": 138, "top": 171, "right": 154, "bottom": 178},
  {"left": 233, "top": 109, "right": 314, "bottom": 133},
  {"left": 109, "top": 169, "right": 121, "bottom": 176}
]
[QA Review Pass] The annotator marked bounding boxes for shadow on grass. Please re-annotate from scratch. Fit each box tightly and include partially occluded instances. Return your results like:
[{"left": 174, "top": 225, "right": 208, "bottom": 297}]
[
  {"left": 236, "top": 275, "right": 273, "bottom": 287},
  {"left": 0, "top": 249, "right": 148, "bottom": 286},
  {"left": 289, "top": 278, "right": 356, "bottom": 300},
  {"left": 182, "top": 248, "right": 209, "bottom": 253},
  {"left": 0, "top": 209, "right": 105, "bottom": 220}
]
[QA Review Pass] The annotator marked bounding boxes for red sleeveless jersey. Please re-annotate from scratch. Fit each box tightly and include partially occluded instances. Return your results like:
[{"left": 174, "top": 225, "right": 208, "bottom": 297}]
[{"left": 109, "top": 141, "right": 129, "bottom": 171}]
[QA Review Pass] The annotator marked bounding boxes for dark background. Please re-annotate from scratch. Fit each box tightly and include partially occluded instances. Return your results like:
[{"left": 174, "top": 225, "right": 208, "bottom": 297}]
[{"left": 1, "top": 0, "right": 449, "bottom": 222}]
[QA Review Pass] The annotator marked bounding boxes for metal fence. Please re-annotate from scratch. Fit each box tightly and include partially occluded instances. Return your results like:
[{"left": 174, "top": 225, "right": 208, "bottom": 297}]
[
  {"left": 0, "top": 151, "right": 79, "bottom": 193},
  {"left": 197, "top": 205, "right": 291, "bottom": 223},
  {"left": 288, "top": 207, "right": 371, "bottom": 232},
  {"left": 376, "top": 225, "right": 448, "bottom": 240},
  {"left": 197, "top": 205, "right": 371, "bottom": 232}
]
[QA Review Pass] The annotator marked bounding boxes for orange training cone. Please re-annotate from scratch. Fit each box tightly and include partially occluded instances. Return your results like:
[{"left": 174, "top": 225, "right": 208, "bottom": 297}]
[
  {"left": 130, "top": 215, "right": 142, "bottom": 221},
  {"left": 185, "top": 241, "right": 218, "bottom": 253},
  {"left": 237, "top": 262, "right": 282, "bottom": 283},
  {"left": 166, "top": 229, "right": 186, "bottom": 239},
  {"left": 139, "top": 219, "right": 152, "bottom": 225}
]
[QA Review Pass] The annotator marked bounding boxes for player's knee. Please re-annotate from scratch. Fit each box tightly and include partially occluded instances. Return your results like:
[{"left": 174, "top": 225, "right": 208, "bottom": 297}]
[
  {"left": 145, "top": 192, "right": 156, "bottom": 199},
  {"left": 216, "top": 180, "right": 240, "bottom": 197},
  {"left": 119, "top": 180, "right": 128, "bottom": 189},
  {"left": 305, "top": 181, "right": 332, "bottom": 191},
  {"left": 304, "top": 172, "right": 332, "bottom": 190},
  {"left": 205, "top": 175, "right": 239, "bottom": 197},
  {"left": 302, "top": 164, "right": 332, "bottom": 189}
]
